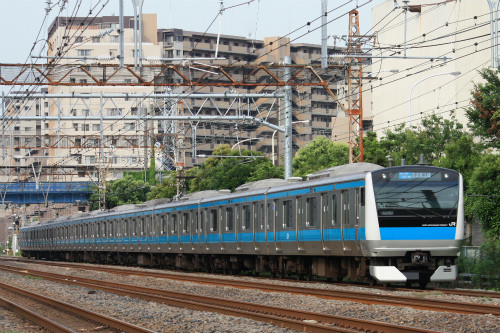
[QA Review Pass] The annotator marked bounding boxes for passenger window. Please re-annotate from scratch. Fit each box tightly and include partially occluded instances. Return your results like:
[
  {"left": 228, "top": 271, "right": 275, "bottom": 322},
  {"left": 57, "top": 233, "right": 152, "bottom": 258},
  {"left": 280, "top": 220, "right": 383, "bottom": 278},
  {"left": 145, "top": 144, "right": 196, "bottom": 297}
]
[
  {"left": 132, "top": 219, "right": 137, "bottom": 235},
  {"left": 210, "top": 209, "right": 218, "bottom": 232},
  {"left": 283, "top": 200, "right": 293, "bottom": 228},
  {"left": 183, "top": 213, "right": 189, "bottom": 233},
  {"left": 342, "top": 191, "right": 350, "bottom": 225},
  {"left": 242, "top": 205, "right": 251, "bottom": 230},
  {"left": 226, "top": 207, "right": 234, "bottom": 231},
  {"left": 260, "top": 203, "right": 265, "bottom": 230},
  {"left": 306, "top": 197, "right": 318, "bottom": 227},
  {"left": 332, "top": 195, "right": 337, "bottom": 226},
  {"left": 161, "top": 215, "right": 167, "bottom": 234},
  {"left": 267, "top": 202, "right": 274, "bottom": 230},
  {"left": 141, "top": 217, "right": 146, "bottom": 235},
  {"left": 171, "top": 214, "right": 178, "bottom": 233}
]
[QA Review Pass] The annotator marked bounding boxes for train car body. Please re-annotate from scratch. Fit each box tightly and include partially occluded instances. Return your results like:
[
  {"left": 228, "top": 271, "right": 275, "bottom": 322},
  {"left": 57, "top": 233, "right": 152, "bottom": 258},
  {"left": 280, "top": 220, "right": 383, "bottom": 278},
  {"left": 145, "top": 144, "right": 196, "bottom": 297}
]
[{"left": 19, "top": 163, "right": 464, "bottom": 286}]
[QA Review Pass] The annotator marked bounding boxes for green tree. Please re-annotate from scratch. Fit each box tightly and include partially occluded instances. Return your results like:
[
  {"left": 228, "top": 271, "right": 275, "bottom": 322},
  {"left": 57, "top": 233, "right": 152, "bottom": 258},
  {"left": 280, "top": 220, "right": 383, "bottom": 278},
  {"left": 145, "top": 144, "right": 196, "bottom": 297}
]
[
  {"left": 147, "top": 171, "right": 177, "bottom": 200},
  {"left": 379, "top": 113, "right": 465, "bottom": 165},
  {"left": 89, "top": 175, "right": 151, "bottom": 210},
  {"left": 467, "top": 67, "right": 500, "bottom": 146},
  {"left": 436, "top": 134, "right": 481, "bottom": 190},
  {"left": 188, "top": 145, "right": 282, "bottom": 192},
  {"left": 466, "top": 154, "right": 500, "bottom": 240},
  {"left": 292, "top": 136, "right": 348, "bottom": 178},
  {"left": 362, "top": 131, "right": 389, "bottom": 166}
]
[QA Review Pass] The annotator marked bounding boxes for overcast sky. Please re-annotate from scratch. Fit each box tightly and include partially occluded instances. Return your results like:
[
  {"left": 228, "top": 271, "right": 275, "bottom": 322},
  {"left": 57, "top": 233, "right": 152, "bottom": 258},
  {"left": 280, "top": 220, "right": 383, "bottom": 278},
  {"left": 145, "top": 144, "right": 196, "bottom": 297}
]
[{"left": 0, "top": 0, "right": 386, "bottom": 63}]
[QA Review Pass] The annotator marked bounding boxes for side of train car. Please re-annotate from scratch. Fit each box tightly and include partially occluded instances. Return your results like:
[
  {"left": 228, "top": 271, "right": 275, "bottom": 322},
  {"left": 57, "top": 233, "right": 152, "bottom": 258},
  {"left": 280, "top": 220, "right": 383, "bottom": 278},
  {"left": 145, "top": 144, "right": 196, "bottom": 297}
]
[{"left": 19, "top": 163, "right": 464, "bottom": 286}]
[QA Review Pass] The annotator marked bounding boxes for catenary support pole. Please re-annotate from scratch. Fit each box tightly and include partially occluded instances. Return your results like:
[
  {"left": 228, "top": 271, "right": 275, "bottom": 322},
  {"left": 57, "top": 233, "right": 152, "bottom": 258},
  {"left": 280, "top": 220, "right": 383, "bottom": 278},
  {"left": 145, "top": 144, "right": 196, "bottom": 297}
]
[
  {"left": 283, "top": 56, "right": 292, "bottom": 180},
  {"left": 321, "top": 0, "right": 328, "bottom": 68}
]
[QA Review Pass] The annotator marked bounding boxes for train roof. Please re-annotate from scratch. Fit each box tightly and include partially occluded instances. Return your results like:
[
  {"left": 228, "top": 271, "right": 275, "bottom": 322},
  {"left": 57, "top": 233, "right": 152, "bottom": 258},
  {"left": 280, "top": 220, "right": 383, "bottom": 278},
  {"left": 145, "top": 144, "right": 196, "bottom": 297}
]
[{"left": 306, "top": 162, "right": 383, "bottom": 181}]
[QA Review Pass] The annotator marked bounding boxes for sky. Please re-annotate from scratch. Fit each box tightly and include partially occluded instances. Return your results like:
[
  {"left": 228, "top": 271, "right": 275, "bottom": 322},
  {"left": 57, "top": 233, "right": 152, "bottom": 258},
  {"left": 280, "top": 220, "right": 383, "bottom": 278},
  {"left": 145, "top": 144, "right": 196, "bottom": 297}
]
[{"left": 0, "top": 0, "right": 386, "bottom": 64}]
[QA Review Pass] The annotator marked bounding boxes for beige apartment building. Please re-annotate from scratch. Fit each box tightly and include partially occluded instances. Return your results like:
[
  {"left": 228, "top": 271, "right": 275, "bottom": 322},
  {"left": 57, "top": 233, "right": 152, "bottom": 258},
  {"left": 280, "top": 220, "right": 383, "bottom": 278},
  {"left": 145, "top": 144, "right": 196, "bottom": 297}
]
[
  {"left": 4, "top": 13, "right": 371, "bottom": 187},
  {"left": 371, "top": 0, "right": 494, "bottom": 135}
]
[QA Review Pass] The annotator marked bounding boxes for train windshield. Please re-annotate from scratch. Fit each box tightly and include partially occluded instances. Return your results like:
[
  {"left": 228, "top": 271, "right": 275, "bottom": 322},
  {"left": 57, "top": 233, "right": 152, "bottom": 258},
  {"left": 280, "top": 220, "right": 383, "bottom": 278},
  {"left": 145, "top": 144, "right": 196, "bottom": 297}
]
[{"left": 371, "top": 168, "right": 460, "bottom": 227}]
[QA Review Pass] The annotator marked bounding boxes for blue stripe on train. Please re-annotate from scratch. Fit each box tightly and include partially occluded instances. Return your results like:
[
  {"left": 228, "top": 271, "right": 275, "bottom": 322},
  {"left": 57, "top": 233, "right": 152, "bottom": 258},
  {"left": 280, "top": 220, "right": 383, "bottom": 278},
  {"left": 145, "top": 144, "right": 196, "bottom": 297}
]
[
  {"left": 54, "top": 228, "right": 370, "bottom": 246},
  {"left": 379, "top": 227, "right": 456, "bottom": 240}
]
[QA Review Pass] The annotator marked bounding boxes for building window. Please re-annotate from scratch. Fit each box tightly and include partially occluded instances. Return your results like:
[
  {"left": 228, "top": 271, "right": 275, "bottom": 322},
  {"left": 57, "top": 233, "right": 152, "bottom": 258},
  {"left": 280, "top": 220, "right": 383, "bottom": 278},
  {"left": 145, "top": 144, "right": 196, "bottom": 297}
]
[
  {"left": 83, "top": 124, "right": 89, "bottom": 131},
  {"left": 92, "top": 37, "right": 100, "bottom": 43},
  {"left": 92, "top": 124, "right": 101, "bottom": 131},
  {"left": 70, "top": 109, "right": 77, "bottom": 116},
  {"left": 126, "top": 157, "right": 138, "bottom": 164},
  {"left": 125, "top": 123, "right": 135, "bottom": 131},
  {"left": 130, "top": 107, "right": 138, "bottom": 115},
  {"left": 110, "top": 35, "right": 119, "bottom": 43},
  {"left": 108, "top": 108, "right": 122, "bottom": 116},
  {"left": 82, "top": 109, "right": 90, "bottom": 116},
  {"left": 77, "top": 49, "right": 91, "bottom": 57},
  {"left": 73, "top": 123, "right": 79, "bottom": 131},
  {"left": 76, "top": 37, "right": 83, "bottom": 43},
  {"left": 84, "top": 156, "right": 96, "bottom": 164}
]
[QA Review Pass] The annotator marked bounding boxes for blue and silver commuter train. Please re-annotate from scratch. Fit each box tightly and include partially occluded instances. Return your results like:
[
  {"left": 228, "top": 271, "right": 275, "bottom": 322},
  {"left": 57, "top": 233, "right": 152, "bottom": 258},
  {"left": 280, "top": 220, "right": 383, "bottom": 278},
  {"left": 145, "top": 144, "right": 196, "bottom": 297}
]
[{"left": 19, "top": 163, "right": 464, "bottom": 287}]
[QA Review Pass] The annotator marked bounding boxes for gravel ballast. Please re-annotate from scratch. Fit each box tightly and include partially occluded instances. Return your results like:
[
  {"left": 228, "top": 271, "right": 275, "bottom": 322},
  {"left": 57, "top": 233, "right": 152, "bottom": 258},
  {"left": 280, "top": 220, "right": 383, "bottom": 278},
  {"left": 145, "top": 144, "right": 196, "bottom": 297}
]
[{"left": 0, "top": 261, "right": 498, "bottom": 333}]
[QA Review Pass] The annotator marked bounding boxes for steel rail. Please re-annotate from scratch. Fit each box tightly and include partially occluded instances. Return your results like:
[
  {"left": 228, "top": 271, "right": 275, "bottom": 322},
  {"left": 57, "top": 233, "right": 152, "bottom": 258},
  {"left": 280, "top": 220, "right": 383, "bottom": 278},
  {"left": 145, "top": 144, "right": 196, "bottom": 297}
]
[
  {"left": 0, "top": 280, "right": 156, "bottom": 333},
  {"left": 8, "top": 259, "right": 499, "bottom": 316},
  {"left": 0, "top": 264, "right": 435, "bottom": 333},
  {"left": 0, "top": 296, "right": 76, "bottom": 333}
]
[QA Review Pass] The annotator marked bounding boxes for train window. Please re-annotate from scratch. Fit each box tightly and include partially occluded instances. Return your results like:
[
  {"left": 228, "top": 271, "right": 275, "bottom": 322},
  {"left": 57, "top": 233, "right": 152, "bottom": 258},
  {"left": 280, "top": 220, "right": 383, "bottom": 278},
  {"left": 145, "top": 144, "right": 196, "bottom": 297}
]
[
  {"left": 225, "top": 207, "right": 234, "bottom": 231},
  {"left": 267, "top": 202, "right": 274, "bottom": 230},
  {"left": 194, "top": 212, "right": 200, "bottom": 232},
  {"left": 342, "top": 191, "right": 350, "bottom": 225},
  {"left": 161, "top": 215, "right": 167, "bottom": 234},
  {"left": 131, "top": 218, "right": 137, "bottom": 236},
  {"left": 103, "top": 223, "right": 107, "bottom": 238},
  {"left": 171, "top": 214, "right": 178, "bottom": 234},
  {"left": 202, "top": 210, "right": 208, "bottom": 232},
  {"left": 332, "top": 195, "right": 337, "bottom": 226},
  {"left": 283, "top": 200, "right": 293, "bottom": 228},
  {"left": 306, "top": 197, "right": 318, "bottom": 227},
  {"left": 110, "top": 221, "right": 114, "bottom": 236},
  {"left": 360, "top": 188, "right": 365, "bottom": 206},
  {"left": 124, "top": 220, "right": 129, "bottom": 236},
  {"left": 242, "top": 205, "right": 251, "bottom": 230},
  {"left": 260, "top": 203, "right": 265, "bottom": 230},
  {"left": 210, "top": 209, "right": 217, "bottom": 232},
  {"left": 141, "top": 217, "right": 146, "bottom": 235},
  {"left": 183, "top": 213, "right": 189, "bottom": 233},
  {"left": 199, "top": 212, "right": 204, "bottom": 232}
]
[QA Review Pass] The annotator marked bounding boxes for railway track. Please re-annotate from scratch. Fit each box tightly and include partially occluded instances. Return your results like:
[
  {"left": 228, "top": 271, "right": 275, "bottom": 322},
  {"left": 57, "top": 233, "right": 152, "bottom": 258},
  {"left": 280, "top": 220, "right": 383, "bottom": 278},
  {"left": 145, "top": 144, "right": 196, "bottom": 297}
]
[
  {"left": 8, "top": 257, "right": 499, "bottom": 300},
  {"left": 4, "top": 258, "right": 499, "bottom": 317},
  {"left": 0, "top": 280, "right": 156, "bottom": 333},
  {"left": 0, "top": 263, "right": 439, "bottom": 333}
]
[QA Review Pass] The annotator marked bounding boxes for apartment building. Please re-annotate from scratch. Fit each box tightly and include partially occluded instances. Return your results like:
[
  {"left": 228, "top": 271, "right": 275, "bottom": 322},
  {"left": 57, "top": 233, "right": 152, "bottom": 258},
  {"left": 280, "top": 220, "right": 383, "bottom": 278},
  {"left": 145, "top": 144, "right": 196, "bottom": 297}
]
[
  {"left": 371, "top": 0, "right": 493, "bottom": 134},
  {"left": 4, "top": 13, "right": 369, "bottom": 187}
]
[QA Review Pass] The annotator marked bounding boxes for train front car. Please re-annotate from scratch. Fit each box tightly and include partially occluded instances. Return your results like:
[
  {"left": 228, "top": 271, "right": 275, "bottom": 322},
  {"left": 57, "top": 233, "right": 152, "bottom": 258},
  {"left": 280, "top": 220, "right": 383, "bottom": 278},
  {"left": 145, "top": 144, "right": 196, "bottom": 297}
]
[{"left": 364, "top": 166, "right": 464, "bottom": 287}]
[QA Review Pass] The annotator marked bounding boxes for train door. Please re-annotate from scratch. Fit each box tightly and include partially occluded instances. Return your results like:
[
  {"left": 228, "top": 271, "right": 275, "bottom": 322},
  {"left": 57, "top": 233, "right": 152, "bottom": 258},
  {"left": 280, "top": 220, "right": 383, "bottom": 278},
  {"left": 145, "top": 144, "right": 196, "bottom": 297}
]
[
  {"left": 340, "top": 190, "right": 351, "bottom": 252},
  {"left": 181, "top": 212, "right": 189, "bottom": 250},
  {"left": 276, "top": 198, "right": 294, "bottom": 251},
  {"left": 354, "top": 188, "right": 364, "bottom": 250},
  {"left": 222, "top": 206, "right": 234, "bottom": 250},
  {"left": 238, "top": 204, "right": 251, "bottom": 250},
  {"left": 266, "top": 200, "right": 276, "bottom": 250},
  {"left": 296, "top": 196, "right": 305, "bottom": 251},
  {"left": 191, "top": 211, "right": 198, "bottom": 249}
]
